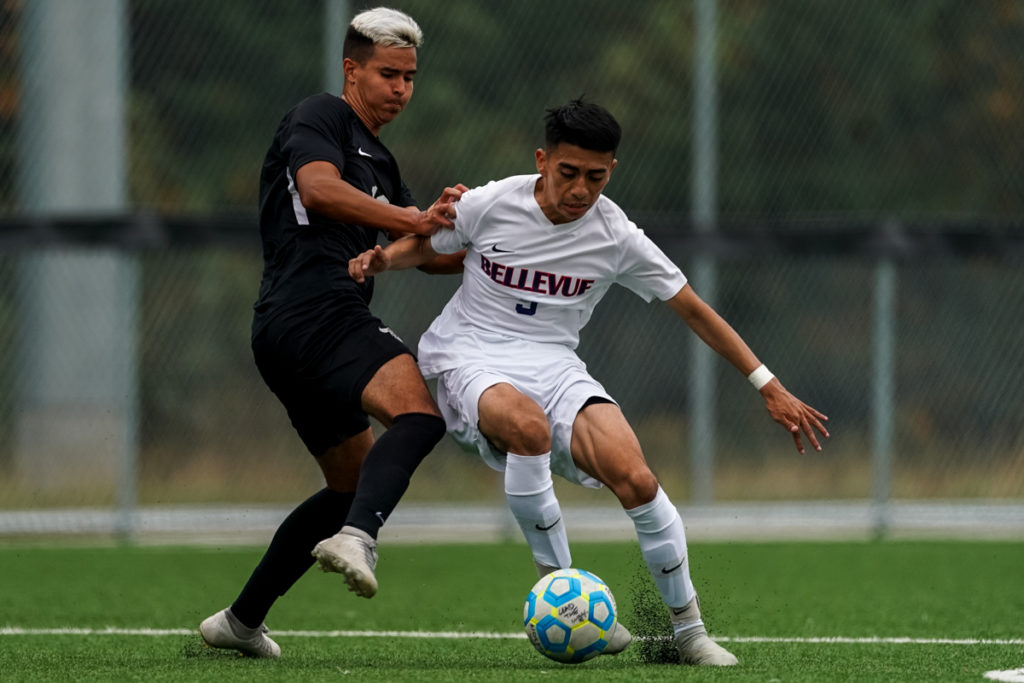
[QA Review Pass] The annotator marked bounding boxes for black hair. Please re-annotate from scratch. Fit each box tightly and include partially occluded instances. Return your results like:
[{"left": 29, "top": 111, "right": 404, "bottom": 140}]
[
  {"left": 544, "top": 98, "right": 622, "bottom": 153},
  {"left": 343, "top": 26, "right": 375, "bottom": 64}
]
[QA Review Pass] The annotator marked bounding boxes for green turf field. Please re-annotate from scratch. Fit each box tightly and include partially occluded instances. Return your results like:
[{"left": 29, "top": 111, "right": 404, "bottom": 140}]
[{"left": 1, "top": 541, "right": 1022, "bottom": 681}]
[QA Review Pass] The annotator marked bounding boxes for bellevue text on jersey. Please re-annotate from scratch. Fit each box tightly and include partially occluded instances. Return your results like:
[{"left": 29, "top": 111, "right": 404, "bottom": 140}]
[{"left": 480, "top": 254, "right": 595, "bottom": 297}]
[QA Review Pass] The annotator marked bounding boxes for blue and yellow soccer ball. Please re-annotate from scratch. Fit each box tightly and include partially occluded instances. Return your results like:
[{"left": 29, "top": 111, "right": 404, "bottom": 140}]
[{"left": 523, "top": 568, "right": 618, "bottom": 663}]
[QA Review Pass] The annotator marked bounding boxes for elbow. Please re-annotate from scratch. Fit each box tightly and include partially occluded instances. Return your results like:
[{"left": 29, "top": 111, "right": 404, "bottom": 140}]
[
  {"left": 297, "top": 181, "right": 331, "bottom": 214},
  {"left": 418, "top": 250, "right": 465, "bottom": 275}
]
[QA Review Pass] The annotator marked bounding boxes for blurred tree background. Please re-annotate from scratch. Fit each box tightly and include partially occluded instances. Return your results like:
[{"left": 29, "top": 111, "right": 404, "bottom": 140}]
[{"left": 112, "top": 0, "right": 1024, "bottom": 217}]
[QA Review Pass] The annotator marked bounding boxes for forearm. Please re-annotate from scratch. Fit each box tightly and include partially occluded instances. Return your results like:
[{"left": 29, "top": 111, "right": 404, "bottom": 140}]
[
  {"left": 692, "top": 310, "right": 761, "bottom": 374},
  {"left": 384, "top": 235, "right": 439, "bottom": 271},
  {"left": 300, "top": 176, "right": 426, "bottom": 235},
  {"left": 667, "top": 285, "right": 761, "bottom": 375},
  {"left": 417, "top": 249, "right": 466, "bottom": 275}
]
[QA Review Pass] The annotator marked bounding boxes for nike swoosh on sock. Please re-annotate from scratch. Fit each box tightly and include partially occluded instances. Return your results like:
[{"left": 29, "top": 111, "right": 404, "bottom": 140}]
[
  {"left": 661, "top": 560, "right": 685, "bottom": 574},
  {"left": 535, "top": 518, "right": 561, "bottom": 531}
]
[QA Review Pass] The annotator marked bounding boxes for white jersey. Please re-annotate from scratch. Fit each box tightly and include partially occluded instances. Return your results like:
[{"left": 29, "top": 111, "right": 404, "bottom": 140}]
[{"left": 417, "top": 174, "right": 686, "bottom": 376}]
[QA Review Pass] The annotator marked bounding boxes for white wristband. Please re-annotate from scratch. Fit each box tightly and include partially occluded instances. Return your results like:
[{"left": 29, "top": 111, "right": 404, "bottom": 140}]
[{"left": 747, "top": 364, "right": 774, "bottom": 391}]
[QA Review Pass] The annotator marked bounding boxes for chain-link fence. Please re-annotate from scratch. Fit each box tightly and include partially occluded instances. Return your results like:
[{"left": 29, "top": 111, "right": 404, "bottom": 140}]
[{"left": 1, "top": 1, "right": 1022, "bottom": 540}]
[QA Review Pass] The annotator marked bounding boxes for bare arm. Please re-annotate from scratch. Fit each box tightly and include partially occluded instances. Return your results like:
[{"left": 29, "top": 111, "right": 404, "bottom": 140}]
[
  {"left": 666, "top": 283, "right": 829, "bottom": 453},
  {"left": 348, "top": 235, "right": 441, "bottom": 283},
  {"left": 417, "top": 249, "right": 466, "bottom": 275},
  {"left": 295, "top": 161, "right": 465, "bottom": 237}
]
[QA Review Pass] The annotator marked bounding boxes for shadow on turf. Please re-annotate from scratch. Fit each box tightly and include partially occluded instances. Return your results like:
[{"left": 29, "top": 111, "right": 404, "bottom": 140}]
[{"left": 181, "top": 637, "right": 257, "bottom": 660}]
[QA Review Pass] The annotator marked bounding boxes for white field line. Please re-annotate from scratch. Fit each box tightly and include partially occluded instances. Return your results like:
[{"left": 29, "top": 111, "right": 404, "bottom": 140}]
[
  {"left": 717, "top": 636, "right": 1024, "bottom": 646},
  {"left": 1, "top": 627, "right": 1022, "bottom": 646}
]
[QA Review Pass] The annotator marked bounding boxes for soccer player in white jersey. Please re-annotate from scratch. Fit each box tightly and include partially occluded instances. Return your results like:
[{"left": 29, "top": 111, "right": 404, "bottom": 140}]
[{"left": 349, "top": 99, "right": 829, "bottom": 666}]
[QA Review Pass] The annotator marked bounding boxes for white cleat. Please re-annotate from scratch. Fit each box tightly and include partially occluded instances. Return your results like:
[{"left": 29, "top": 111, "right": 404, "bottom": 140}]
[
  {"left": 312, "top": 529, "right": 379, "bottom": 598},
  {"left": 602, "top": 620, "right": 632, "bottom": 655},
  {"left": 199, "top": 607, "right": 281, "bottom": 658},
  {"left": 674, "top": 624, "right": 738, "bottom": 666},
  {"left": 670, "top": 597, "right": 738, "bottom": 666}
]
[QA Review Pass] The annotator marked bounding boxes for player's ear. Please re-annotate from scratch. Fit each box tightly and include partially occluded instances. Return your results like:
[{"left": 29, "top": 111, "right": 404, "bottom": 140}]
[
  {"left": 535, "top": 148, "right": 546, "bottom": 174},
  {"left": 342, "top": 57, "right": 359, "bottom": 84}
]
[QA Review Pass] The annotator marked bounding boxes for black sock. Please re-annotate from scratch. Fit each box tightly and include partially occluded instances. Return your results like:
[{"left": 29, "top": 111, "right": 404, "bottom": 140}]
[
  {"left": 231, "top": 487, "right": 354, "bottom": 628},
  {"left": 344, "top": 412, "right": 445, "bottom": 539}
]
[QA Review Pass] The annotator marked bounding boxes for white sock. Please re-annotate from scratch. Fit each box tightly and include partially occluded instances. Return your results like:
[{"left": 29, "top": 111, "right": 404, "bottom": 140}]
[
  {"left": 504, "top": 452, "right": 571, "bottom": 570},
  {"left": 626, "top": 486, "right": 697, "bottom": 611}
]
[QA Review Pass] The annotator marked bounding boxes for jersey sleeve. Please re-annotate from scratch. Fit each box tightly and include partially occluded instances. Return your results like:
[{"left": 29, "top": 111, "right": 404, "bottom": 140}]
[
  {"left": 429, "top": 181, "right": 490, "bottom": 254},
  {"left": 616, "top": 221, "right": 687, "bottom": 302},
  {"left": 397, "top": 180, "right": 416, "bottom": 209},
  {"left": 283, "top": 99, "right": 348, "bottom": 179}
]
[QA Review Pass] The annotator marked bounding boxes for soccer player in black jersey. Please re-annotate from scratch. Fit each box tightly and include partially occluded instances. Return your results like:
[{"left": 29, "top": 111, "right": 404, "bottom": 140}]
[{"left": 200, "top": 7, "right": 466, "bottom": 658}]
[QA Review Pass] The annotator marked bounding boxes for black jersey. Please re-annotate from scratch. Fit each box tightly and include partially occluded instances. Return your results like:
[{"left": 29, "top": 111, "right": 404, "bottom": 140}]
[{"left": 253, "top": 93, "right": 416, "bottom": 338}]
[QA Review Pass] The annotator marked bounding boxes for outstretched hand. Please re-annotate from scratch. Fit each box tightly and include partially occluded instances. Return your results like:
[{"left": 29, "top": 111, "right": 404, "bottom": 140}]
[
  {"left": 348, "top": 244, "right": 391, "bottom": 283},
  {"left": 761, "top": 380, "right": 829, "bottom": 454}
]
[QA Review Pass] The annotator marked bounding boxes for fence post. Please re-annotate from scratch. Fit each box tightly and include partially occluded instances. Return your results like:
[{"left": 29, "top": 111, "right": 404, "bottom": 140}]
[
  {"left": 16, "top": 0, "right": 138, "bottom": 539},
  {"left": 689, "top": 0, "right": 719, "bottom": 504},
  {"left": 323, "top": 0, "right": 349, "bottom": 95},
  {"left": 871, "top": 225, "right": 899, "bottom": 538}
]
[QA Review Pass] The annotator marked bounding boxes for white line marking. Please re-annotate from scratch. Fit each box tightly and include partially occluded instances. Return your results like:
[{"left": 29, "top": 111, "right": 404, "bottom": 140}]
[
  {"left": 2, "top": 628, "right": 195, "bottom": 636},
  {"left": 0, "top": 627, "right": 523, "bottom": 639},
  {"left": 1, "top": 627, "right": 1022, "bottom": 645},
  {"left": 716, "top": 636, "right": 1024, "bottom": 646}
]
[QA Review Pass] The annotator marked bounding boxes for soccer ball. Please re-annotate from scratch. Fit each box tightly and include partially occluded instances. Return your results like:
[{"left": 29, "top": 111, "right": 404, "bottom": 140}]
[{"left": 523, "top": 568, "right": 618, "bottom": 663}]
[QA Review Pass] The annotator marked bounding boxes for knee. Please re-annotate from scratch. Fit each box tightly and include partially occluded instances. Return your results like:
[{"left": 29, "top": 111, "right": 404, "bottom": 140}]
[
  {"left": 421, "top": 413, "right": 447, "bottom": 444},
  {"left": 394, "top": 412, "right": 447, "bottom": 447},
  {"left": 611, "top": 469, "right": 660, "bottom": 509},
  {"left": 503, "top": 411, "right": 551, "bottom": 456}
]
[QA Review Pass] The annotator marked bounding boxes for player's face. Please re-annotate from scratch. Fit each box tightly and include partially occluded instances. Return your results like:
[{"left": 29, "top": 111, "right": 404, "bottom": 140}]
[
  {"left": 534, "top": 144, "right": 617, "bottom": 224},
  {"left": 342, "top": 45, "right": 417, "bottom": 134}
]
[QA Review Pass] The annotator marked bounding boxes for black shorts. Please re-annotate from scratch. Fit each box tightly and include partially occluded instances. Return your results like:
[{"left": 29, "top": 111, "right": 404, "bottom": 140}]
[{"left": 252, "top": 309, "right": 413, "bottom": 457}]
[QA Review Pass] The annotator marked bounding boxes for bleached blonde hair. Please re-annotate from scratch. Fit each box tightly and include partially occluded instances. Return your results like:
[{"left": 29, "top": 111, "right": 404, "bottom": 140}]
[{"left": 349, "top": 7, "right": 422, "bottom": 49}]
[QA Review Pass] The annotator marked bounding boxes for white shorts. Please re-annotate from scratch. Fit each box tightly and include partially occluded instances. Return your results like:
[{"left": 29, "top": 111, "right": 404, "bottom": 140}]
[{"left": 430, "top": 341, "right": 614, "bottom": 489}]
